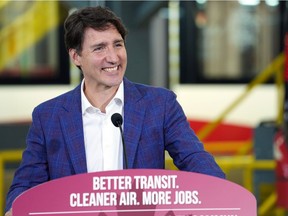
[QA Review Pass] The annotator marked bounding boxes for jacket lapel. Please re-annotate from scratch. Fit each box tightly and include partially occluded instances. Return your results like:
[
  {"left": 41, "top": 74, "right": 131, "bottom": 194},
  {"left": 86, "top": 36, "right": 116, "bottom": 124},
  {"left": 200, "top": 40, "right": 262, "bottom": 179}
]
[
  {"left": 59, "top": 85, "right": 87, "bottom": 174},
  {"left": 123, "top": 78, "right": 146, "bottom": 168}
]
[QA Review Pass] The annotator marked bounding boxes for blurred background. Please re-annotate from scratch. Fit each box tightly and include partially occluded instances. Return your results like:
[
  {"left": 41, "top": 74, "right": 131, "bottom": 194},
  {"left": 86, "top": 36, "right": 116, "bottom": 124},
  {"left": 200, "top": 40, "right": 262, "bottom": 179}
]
[{"left": 0, "top": 0, "right": 286, "bottom": 215}]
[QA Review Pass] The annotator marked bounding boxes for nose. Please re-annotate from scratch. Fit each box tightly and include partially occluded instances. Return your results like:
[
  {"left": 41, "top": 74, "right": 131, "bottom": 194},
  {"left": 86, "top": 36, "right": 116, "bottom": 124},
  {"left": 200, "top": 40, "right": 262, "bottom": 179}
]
[{"left": 105, "top": 47, "right": 119, "bottom": 64}]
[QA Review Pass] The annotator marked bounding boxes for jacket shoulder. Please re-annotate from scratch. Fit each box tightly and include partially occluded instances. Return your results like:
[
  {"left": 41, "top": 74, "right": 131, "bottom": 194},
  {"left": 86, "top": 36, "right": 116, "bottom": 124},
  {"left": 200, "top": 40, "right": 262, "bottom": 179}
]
[{"left": 124, "top": 78, "right": 176, "bottom": 98}]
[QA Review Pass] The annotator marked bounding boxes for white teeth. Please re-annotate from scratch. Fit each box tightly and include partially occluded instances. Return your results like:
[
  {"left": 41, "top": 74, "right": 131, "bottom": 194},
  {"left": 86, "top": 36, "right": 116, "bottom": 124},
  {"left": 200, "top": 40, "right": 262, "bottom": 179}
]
[{"left": 104, "top": 66, "right": 118, "bottom": 72}]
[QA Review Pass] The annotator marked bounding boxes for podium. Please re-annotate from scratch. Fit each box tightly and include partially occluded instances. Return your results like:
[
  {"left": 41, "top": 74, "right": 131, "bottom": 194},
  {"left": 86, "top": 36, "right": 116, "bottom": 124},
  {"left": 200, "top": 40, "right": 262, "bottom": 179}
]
[{"left": 13, "top": 169, "right": 256, "bottom": 215}]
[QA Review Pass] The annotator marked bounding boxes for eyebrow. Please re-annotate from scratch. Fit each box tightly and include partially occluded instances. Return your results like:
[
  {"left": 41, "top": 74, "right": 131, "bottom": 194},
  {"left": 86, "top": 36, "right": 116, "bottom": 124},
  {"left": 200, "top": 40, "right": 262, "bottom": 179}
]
[
  {"left": 90, "top": 42, "right": 106, "bottom": 49},
  {"left": 114, "top": 39, "right": 125, "bottom": 44},
  {"left": 90, "top": 39, "right": 125, "bottom": 48}
]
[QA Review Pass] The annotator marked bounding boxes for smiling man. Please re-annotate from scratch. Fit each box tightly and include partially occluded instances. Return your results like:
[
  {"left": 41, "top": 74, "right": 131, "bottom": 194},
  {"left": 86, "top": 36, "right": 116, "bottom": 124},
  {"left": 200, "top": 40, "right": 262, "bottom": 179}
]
[
  {"left": 5, "top": 6, "right": 224, "bottom": 216},
  {"left": 69, "top": 26, "right": 127, "bottom": 111}
]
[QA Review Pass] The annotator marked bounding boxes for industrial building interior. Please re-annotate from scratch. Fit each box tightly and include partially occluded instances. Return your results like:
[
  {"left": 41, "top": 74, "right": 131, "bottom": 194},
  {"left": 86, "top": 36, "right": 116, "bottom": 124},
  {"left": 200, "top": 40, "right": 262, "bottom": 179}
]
[{"left": 0, "top": 0, "right": 286, "bottom": 215}]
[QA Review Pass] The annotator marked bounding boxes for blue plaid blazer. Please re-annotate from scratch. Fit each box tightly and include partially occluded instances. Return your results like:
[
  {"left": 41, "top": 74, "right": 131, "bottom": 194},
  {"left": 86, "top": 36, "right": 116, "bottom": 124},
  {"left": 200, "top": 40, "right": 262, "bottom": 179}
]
[{"left": 6, "top": 77, "right": 224, "bottom": 211}]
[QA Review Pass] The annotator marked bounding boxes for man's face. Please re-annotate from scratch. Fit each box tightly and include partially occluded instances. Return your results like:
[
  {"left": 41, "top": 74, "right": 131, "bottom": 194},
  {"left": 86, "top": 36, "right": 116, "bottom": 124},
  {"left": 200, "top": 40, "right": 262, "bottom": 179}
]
[{"left": 70, "top": 26, "right": 127, "bottom": 90}]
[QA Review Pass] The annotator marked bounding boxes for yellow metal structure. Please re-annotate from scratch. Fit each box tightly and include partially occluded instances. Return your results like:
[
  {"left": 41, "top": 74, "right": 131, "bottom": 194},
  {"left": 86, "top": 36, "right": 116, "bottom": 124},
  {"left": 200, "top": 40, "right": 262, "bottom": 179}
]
[
  {"left": 197, "top": 52, "right": 285, "bottom": 145},
  {"left": 166, "top": 155, "right": 275, "bottom": 191},
  {"left": 0, "top": 150, "right": 22, "bottom": 214}
]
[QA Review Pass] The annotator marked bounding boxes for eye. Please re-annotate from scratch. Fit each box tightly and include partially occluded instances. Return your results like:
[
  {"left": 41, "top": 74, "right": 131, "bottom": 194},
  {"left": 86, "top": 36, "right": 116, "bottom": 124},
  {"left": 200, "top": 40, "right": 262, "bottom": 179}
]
[
  {"left": 93, "top": 46, "right": 104, "bottom": 52},
  {"left": 115, "top": 41, "right": 124, "bottom": 48}
]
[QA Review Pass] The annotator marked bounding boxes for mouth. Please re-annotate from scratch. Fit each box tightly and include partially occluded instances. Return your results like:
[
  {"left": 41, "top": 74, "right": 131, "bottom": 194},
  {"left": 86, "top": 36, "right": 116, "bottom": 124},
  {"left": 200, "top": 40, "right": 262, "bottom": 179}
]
[{"left": 103, "top": 66, "right": 119, "bottom": 72}]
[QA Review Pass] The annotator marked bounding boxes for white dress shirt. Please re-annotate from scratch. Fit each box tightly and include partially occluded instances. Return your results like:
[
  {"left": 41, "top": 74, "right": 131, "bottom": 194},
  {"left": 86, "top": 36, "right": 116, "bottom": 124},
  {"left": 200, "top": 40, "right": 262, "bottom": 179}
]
[{"left": 81, "top": 80, "right": 124, "bottom": 172}]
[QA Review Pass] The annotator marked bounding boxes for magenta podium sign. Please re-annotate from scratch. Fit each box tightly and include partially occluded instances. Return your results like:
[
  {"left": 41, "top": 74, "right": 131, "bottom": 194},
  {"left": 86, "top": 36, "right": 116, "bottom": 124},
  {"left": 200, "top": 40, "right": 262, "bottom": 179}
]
[{"left": 13, "top": 169, "right": 256, "bottom": 215}]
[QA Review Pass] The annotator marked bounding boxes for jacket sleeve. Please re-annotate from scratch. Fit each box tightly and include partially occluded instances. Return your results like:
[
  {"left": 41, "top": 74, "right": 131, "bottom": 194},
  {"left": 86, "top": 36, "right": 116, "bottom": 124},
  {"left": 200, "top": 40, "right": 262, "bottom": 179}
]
[
  {"left": 163, "top": 91, "right": 225, "bottom": 179},
  {"left": 5, "top": 107, "right": 49, "bottom": 212}
]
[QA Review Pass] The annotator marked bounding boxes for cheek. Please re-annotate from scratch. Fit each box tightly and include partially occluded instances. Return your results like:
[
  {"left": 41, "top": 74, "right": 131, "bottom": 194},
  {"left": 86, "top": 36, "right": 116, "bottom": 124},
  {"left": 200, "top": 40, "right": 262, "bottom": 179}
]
[
  {"left": 121, "top": 53, "right": 128, "bottom": 66},
  {"left": 119, "top": 48, "right": 127, "bottom": 59},
  {"left": 124, "top": 51, "right": 128, "bottom": 59},
  {"left": 84, "top": 57, "right": 102, "bottom": 69}
]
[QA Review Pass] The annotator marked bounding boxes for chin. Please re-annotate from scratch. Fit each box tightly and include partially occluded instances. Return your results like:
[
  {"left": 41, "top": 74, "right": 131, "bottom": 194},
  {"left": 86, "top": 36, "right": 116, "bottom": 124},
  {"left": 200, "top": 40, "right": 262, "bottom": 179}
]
[{"left": 107, "top": 78, "right": 123, "bottom": 87}]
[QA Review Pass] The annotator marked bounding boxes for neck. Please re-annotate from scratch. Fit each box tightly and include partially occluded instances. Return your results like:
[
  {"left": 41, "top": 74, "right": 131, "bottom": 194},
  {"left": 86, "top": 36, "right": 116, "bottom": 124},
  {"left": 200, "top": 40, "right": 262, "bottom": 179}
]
[{"left": 84, "top": 83, "right": 119, "bottom": 113}]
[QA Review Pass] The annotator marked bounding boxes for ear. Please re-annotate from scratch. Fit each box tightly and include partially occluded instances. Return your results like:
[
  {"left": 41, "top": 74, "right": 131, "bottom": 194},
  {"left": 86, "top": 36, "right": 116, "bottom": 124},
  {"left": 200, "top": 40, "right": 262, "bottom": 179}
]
[{"left": 69, "top": 49, "right": 81, "bottom": 67}]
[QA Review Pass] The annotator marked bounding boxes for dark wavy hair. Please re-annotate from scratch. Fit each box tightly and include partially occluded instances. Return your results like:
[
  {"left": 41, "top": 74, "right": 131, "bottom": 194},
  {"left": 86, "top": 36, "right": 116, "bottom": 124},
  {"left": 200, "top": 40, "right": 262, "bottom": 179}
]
[{"left": 64, "top": 6, "right": 128, "bottom": 53}]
